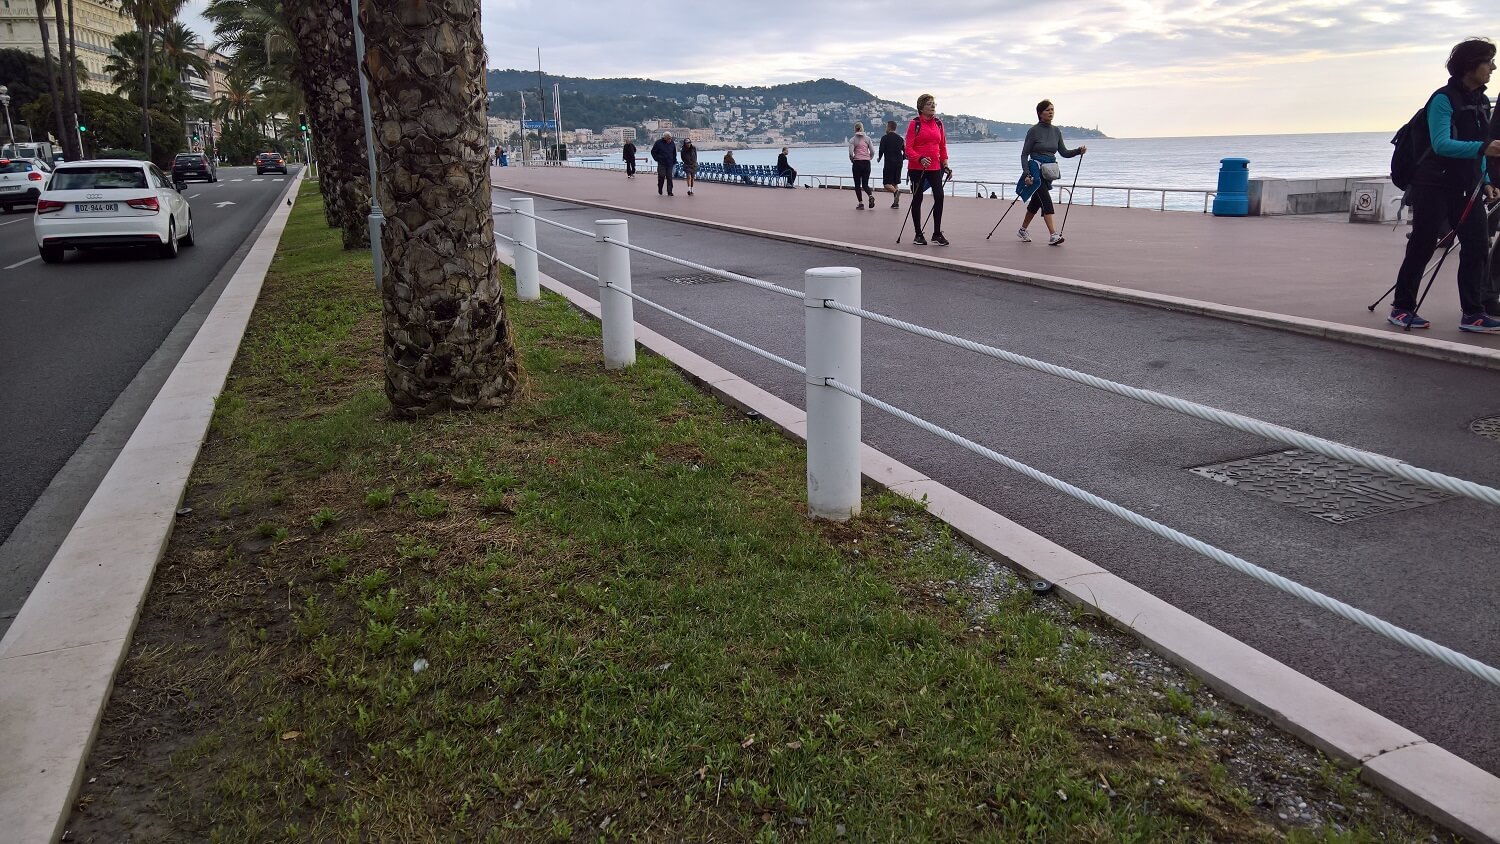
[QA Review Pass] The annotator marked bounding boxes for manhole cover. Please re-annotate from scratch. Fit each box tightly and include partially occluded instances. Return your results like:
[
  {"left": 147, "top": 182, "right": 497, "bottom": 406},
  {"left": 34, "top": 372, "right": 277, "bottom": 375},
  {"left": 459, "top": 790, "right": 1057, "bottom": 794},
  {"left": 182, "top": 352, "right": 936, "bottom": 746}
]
[
  {"left": 1188, "top": 449, "right": 1452, "bottom": 524},
  {"left": 664, "top": 273, "right": 726, "bottom": 285},
  {"left": 1473, "top": 416, "right": 1500, "bottom": 442}
]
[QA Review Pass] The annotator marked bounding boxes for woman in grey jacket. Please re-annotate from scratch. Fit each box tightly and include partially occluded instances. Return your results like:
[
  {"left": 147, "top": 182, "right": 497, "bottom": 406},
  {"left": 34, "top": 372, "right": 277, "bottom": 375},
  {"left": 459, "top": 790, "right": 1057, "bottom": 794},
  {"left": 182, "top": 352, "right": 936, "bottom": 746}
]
[{"left": 1018, "top": 99, "right": 1086, "bottom": 245}]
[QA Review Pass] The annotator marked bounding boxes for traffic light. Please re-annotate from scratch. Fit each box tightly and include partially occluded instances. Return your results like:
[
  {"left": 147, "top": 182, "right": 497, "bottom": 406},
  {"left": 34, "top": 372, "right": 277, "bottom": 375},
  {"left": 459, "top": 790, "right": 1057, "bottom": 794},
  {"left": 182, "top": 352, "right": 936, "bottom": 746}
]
[
  {"left": 192, "top": 131, "right": 200, "bottom": 142},
  {"left": 298, "top": 112, "right": 308, "bottom": 133},
  {"left": 77, "top": 121, "right": 86, "bottom": 133}
]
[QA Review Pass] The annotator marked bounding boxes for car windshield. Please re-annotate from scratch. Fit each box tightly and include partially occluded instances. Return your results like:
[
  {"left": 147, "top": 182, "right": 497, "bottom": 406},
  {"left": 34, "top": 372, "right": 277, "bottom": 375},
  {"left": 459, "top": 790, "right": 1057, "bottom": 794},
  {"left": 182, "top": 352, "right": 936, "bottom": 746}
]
[
  {"left": 0, "top": 161, "right": 33, "bottom": 174},
  {"left": 50, "top": 166, "right": 149, "bottom": 190},
  {"left": 176, "top": 155, "right": 202, "bottom": 163}
]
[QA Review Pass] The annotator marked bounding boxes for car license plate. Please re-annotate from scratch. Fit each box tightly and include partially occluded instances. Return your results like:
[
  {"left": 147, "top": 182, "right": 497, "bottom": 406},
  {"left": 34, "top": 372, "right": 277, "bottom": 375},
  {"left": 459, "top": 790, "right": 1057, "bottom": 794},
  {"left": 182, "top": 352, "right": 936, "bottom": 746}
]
[
  {"left": 0, "top": 185, "right": 20, "bottom": 192},
  {"left": 75, "top": 202, "right": 119, "bottom": 213}
]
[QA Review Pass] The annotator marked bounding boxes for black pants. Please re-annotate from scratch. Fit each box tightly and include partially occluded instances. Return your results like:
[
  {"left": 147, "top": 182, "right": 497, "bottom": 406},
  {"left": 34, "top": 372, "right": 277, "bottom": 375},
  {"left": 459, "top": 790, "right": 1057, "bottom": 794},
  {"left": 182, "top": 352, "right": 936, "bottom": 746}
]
[
  {"left": 852, "top": 160, "right": 872, "bottom": 198},
  {"left": 1027, "top": 184, "right": 1055, "bottom": 215},
  {"left": 656, "top": 163, "right": 674, "bottom": 195},
  {"left": 909, "top": 169, "right": 944, "bottom": 234},
  {"left": 625, "top": 158, "right": 635, "bottom": 176},
  {"left": 781, "top": 167, "right": 797, "bottom": 186},
  {"left": 1393, "top": 182, "right": 1488, "bottom": 315}
]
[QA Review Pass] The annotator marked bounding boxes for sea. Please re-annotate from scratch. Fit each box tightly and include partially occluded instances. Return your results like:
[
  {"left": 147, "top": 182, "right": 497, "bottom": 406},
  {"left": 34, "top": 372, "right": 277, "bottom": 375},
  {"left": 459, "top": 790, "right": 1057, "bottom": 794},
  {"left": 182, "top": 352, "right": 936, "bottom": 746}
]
[{"left": 639, "top": 132, "right": 1393, "bottom": 213}]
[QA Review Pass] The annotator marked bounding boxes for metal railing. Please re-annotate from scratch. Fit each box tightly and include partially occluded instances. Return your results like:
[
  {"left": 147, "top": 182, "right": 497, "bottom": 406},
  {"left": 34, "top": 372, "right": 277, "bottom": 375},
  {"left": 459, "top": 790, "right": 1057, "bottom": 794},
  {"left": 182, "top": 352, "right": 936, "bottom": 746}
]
[
  {"left": 496, "top": 194, "right": 1500, "bottom": 689},
  {"left": 539, "top": 159, "right": 1218, "bottom": 213}
]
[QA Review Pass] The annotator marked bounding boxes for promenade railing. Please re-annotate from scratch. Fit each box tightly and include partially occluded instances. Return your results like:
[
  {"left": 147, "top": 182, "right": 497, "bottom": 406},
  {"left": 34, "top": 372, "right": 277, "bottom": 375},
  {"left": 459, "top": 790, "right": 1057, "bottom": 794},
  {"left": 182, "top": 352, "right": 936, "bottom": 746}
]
[
  {"left": 496, "top": 194, "right": 1500, "bottom": 690},
  {"left": 547, "top": 159, "right": 1218, "bottom": 213}
]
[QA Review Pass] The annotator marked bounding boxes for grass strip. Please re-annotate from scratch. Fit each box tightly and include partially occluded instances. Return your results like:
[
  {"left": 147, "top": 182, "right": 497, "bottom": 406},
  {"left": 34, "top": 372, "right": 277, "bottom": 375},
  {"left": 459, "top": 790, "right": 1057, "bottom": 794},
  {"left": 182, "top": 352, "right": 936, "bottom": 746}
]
[{"left": 67, "top": 182, "right": 1447, "bottom": 843}]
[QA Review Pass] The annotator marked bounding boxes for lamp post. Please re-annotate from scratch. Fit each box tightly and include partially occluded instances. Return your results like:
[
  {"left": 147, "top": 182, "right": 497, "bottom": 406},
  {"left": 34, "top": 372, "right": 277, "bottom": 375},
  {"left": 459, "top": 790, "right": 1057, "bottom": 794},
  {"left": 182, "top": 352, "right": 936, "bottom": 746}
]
[
  {"left": 0, "top": 86, "right": 14, "bottom": 156},
  {"left": 351, "top": 0, "right": 384, "bottom": 292}
]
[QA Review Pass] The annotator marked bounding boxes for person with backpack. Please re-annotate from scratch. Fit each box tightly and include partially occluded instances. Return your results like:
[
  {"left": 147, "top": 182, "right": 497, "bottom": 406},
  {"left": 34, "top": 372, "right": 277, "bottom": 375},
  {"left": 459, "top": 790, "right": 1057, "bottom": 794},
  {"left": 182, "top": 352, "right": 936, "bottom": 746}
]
[
  {"left": 877, "top": 120, "right": 905, "bottom": 209},
  {"left": 848, "top": 123, "right": 876, "bottom": 209},
  {"left": 1388, "top": 38, "right": 1500, "bottom": 332},
  {"left": 1018, "top": 99, "right": 1087, "bottom": 246},
  {"left": 905, "top": 94, "right": 951, "bottom": 246},
  {"left": 651, "top": 132, "right": 677, "bottom": 196},
  {"left": 622, "top": 139, "right": 637, "bottom": 179}
]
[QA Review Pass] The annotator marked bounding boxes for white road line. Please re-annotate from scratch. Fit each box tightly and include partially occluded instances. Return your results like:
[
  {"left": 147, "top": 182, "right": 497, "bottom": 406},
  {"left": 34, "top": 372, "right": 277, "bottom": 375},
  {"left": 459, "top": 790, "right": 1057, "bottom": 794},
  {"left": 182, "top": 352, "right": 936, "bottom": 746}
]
[
  {"left": 5, "top": 255, "right": 40, "bottom": 270},
  {"left": 252, "top": 178, "right": 264, "bottom": 182},
  {"left": 273, "top": 178, "right": 284, "bottom": 182},
  {"left": 0, "top": 217, "right": 27, "bottom": 227},
  {"left": 232, "top": 178, "right": 244, "bottom": 182}
]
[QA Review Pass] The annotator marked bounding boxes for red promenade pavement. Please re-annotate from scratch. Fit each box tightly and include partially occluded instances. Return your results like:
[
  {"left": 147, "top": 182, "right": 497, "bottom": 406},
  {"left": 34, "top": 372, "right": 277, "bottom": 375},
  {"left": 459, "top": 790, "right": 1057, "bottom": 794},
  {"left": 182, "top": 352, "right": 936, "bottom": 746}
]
[{"left": 492, "top": 164, "right": 1500, "bottom": 358}]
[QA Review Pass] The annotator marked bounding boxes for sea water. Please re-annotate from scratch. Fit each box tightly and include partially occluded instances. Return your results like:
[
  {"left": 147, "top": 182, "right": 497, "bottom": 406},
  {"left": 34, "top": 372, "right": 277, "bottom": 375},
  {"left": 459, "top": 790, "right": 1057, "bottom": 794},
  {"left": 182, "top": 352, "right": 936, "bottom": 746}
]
[{"left": 708, "top": 133, "right": 1390, "bottom": 212}]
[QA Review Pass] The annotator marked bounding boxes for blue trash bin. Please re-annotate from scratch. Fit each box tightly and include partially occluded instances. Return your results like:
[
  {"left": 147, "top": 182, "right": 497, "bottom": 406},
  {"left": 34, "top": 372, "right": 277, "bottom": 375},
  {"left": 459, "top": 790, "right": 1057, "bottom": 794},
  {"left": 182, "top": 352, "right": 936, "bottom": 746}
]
[{"left": 1212, "top": 157, "right": 1250, "bottom": 217}]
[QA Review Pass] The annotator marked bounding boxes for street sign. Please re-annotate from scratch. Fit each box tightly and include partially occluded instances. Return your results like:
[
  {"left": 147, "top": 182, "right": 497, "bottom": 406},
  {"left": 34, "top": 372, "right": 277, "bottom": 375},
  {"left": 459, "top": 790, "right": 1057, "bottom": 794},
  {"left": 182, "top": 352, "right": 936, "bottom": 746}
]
[{"left": 521, "top": 120, "right": 556, "bottom": 130}]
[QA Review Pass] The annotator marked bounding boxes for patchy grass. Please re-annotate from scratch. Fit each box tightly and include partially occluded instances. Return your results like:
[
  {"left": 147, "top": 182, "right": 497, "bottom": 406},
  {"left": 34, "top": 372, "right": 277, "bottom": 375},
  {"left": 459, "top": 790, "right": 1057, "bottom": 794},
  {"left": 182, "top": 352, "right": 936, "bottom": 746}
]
[{"left": 66, "top": 183, "right": 1448, "bottom": 842}]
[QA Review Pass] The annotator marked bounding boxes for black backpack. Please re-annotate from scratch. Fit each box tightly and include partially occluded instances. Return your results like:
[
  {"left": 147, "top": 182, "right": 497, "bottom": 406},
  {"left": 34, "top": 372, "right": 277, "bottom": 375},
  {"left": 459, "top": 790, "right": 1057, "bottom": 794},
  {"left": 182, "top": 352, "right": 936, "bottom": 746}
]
[{"left": 1389, "top": 106, "right": 1432, "bottom": 191}]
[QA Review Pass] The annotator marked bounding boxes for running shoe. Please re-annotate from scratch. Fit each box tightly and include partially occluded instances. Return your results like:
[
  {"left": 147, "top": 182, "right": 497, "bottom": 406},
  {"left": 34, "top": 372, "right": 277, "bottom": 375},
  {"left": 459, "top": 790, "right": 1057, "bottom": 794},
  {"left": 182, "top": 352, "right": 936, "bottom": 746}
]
[
  {"left": 912, "top": 232, "right": 928, "bottom": 246},
  {"left": 1049, "top": 233, "right": 1065, "bottom": 246},
  {"left": 856, "top": 201, "right": 864, "bottom": 209},
  {"left": 890, "top": 199, "right": 899, "bottom": 209},
  {"left": 931, "top": 232, "right": 950, "bottom": 246},
  {"left": 1459, "top": 313, "right": 1500, "bottom": 333},
  {"left": 1016, "top": 227, "right": 1031, "bottom": 242},
  {"left": 1387, "top": 309, "right": 1430, "bottom": 329}
]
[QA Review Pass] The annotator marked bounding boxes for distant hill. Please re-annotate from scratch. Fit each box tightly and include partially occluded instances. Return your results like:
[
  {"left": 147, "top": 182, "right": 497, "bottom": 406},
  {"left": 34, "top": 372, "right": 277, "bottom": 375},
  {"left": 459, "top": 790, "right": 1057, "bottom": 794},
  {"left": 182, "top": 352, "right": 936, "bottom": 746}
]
[{"left": 485, "top": 71, "right": 1108, "bottom": 144}]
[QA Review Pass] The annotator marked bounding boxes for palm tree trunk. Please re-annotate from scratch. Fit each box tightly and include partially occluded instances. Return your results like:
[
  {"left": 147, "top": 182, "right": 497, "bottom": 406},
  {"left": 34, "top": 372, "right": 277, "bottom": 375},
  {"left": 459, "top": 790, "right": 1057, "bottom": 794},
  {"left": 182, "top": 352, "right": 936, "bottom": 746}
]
[
  {"left": 140, "top": 24, "right": 152, "bottom": 157},
  {"left": 49, "top": 0, "right": 76, "bottom": 158},
  {"left": 285, "top": 0, "right": 370, "bottom": 247},
  {"left": 34, "top": 0, "right": 68, "bottom": 154},
  {"left": 361, "top": 0, "right": 517, "bottom": 415},
  {"left": 66, "top": 0, "right": 82, "bottom": 157}
]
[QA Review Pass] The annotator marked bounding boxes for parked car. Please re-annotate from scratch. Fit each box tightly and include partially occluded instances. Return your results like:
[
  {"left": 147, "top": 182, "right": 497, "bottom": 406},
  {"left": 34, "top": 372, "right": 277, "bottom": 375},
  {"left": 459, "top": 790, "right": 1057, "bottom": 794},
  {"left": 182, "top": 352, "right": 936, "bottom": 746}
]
[
  {"left": 255, "top": 152, "right": 287, "bottom": 175},
  {"left": 0, "top": 158, "right": 51, "bottom": 212},
  {"left": 35, "top": 159, "right": 195, "bottom": 263},
  {"left": 171, "top": 152, "right": 217, "bottom": 183}
]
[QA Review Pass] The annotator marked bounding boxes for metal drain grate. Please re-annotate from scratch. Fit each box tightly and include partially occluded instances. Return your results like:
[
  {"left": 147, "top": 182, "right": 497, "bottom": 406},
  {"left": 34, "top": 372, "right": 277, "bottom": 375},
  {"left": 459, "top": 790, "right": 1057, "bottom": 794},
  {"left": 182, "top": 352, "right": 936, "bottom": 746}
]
[
  {"left": 1188, "top": 449, "right": 1452, "bottom": 524},
  {"left": 1473, "top": 416, "right": 1500, "bottom": 443},
  {"left": 665, "top": 273, "right": 727, "bottom": 285}
]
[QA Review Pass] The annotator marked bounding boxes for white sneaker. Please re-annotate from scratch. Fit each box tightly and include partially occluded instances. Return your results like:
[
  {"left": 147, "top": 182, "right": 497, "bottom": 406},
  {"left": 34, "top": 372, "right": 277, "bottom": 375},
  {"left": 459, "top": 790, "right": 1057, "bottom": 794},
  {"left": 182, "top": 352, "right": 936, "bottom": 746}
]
[
  {"left": 687, "top": 189, "right": 693, "bottom": 195},
  {"left": 1049, "top": 233, "right": 1065, "bottom": 246},
  {"left": 1016, "top": 228, "right": 1031, "bottom": 242}
]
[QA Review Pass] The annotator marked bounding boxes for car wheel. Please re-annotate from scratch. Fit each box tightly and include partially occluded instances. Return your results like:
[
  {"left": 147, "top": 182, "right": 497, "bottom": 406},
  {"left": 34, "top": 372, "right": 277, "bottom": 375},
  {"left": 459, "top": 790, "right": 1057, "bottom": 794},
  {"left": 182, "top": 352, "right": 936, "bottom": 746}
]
[
  {"left": 39, "top": 245, "right": 64, "bottom": 263},
  {"left": 182, "top": 216, "right": 196, "bottom": 247},
  {"left": 159, "top": 220, "right": 180, "bottom": 259}
]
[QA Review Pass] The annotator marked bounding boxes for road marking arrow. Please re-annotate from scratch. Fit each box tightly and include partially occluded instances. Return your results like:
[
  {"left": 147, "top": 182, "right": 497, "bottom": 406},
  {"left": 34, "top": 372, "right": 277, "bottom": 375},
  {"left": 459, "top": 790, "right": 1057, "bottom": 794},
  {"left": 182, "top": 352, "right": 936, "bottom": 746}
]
[{"left": 215, "top": 201, "right": 236, "bottom": 208}]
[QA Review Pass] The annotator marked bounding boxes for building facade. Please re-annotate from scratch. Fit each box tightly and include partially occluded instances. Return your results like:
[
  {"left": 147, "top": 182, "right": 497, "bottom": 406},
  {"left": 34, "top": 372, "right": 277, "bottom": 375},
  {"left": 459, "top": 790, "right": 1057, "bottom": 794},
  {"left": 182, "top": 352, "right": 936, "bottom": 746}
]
[{"left": 0, "top": 0, "right": 135, "bottom": 94}]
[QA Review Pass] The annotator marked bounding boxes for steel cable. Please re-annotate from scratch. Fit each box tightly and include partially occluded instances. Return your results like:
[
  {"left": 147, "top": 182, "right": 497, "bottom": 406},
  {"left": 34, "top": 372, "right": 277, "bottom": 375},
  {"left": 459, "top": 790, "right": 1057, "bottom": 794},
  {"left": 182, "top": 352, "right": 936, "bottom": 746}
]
[{"left": 605, "top": 283, "right": 806, "bottom": 374}]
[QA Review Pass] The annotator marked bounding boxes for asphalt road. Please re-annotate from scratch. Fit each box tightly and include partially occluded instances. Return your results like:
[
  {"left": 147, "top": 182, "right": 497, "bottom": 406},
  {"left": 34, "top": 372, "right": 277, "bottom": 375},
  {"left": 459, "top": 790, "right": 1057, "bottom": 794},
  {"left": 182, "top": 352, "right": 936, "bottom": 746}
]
[
  {"left": 495, "top": 191, "right": 1500, "bottom": 775},
  {"left": 0, "top": 166, "right": 298, "bottom": 632}
]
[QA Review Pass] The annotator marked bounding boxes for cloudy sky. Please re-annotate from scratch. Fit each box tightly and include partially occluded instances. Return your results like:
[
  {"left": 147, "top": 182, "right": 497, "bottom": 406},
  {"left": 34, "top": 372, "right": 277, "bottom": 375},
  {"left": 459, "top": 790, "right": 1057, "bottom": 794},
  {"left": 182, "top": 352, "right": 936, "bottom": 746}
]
[{"left": 179, "top": 0, "right": 1492, "bottom": 138}]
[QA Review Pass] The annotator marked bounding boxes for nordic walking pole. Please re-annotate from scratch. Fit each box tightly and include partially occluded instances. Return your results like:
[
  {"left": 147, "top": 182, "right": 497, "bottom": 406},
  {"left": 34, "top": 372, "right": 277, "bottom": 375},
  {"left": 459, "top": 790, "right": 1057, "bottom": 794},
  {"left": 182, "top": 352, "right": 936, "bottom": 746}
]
[
  {"left": 1057, "top": 153, "right": 1084, "bottom": 237},
  {"left": 1367, "top": 201, "right": 1500, "bottom": 310},
  {"left": 986, "top": 195, "right": 1023, "bottom": 239},
  {"left": 920, "top": 168, "right": 953, "bottom": 234},
  {"left": 896, "top": 169, "right": 926, "bottom": 244}
]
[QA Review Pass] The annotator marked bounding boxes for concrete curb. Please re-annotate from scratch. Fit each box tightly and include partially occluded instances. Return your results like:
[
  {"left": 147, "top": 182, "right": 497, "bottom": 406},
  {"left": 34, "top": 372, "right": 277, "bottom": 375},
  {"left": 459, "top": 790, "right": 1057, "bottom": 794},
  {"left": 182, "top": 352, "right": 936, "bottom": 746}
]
[
  {"left": 0, "top": 172, "right": 306, "bottom": 843},
  {"left": 494, "top": 183, "right": 1500, "bottom": 374},
  {"left": 499, "top": 244, "right": 1500, "bottom": 843}
]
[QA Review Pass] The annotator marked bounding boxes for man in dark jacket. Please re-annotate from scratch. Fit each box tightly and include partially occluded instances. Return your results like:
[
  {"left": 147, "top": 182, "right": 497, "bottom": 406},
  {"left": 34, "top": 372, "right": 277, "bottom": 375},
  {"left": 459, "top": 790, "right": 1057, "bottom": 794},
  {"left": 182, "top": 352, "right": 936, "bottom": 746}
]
[
  {"left": 623, "top": 140, "right": 636, "bottom": 178},
  {"left": 650, "top": 133, "right": 677, "bottom": 196},
  {"left": 776, "top": 147, "right": 797, "bottom": 187}
]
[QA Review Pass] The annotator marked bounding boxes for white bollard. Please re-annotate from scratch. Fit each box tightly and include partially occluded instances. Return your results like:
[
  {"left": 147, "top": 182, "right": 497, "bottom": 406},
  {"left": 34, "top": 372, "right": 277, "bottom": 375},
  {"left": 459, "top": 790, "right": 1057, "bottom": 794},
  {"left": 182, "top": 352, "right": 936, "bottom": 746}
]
[
  {"left": 510, "top": 196, "right": 540, "bottom": 301},
  {"left": 804, "top": 266, "right": 861, "bottom": 521},
  {"left": 595, "top": 219, "right": 636, "bottom": 369}
]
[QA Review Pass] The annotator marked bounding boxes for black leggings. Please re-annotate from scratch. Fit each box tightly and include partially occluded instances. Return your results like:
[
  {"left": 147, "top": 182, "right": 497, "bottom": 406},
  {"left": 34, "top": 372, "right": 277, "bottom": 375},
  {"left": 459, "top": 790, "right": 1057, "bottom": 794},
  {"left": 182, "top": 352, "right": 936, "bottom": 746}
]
[
  {"left": 852, "top": 160, "right": 872, "bottom": 198},
  {"left": 909, "top": 170, "right": 944, "bottom": 233},
  {"left": 1393, "top": 182, "right": 1489, "bottom": 314},
  {"left": 1027, "top": 184, "right": 1055, "bottom": 215}
]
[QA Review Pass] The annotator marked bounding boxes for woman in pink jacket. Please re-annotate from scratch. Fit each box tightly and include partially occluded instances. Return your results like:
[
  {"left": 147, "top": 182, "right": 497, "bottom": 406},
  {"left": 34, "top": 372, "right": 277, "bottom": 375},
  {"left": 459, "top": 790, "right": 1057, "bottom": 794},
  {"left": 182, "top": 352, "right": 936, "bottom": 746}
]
[{"left": 905, "top": 94, "right": 951, "bottom": 246}]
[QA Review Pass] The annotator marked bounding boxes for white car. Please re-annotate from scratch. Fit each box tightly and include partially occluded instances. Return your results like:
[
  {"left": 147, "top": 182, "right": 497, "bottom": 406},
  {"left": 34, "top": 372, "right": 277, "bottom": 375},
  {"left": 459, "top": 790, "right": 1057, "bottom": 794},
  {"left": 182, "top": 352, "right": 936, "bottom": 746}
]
[
  {"left": 35, "top": 159, "right": 194, "bottom": 263},
  {"left": 0, "top": 158, "right": 51, "bottom": 213}
]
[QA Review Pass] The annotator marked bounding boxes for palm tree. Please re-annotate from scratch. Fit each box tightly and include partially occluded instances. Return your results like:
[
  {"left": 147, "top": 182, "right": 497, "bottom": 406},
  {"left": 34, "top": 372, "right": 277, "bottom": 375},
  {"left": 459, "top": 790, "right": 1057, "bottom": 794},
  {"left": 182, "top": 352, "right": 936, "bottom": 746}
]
[
  {"left": 116, "top": 0, "right": 186, "bottom": 159},
  {"left": 284, "top": 0, "right": 370, "bottom": 247},
  {"left": 32, "top": 0, "right": 69, "bottom": 153},
  {"left": 204, "top": 0, "right": 293, "bottom": 79},
  {"left": 361, "top": 0, "right": 518, "bottom": 414}
]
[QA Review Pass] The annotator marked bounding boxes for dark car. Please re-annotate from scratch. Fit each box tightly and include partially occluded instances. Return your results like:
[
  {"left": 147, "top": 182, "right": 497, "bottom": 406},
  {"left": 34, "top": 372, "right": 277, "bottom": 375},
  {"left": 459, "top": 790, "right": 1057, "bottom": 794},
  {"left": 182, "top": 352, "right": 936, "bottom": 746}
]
[
  {"left": 172, "top": 152, "right": 217, "bottom": 183},
  {"left": 255, "top": 152, "right": 287, "bottom": 175}
]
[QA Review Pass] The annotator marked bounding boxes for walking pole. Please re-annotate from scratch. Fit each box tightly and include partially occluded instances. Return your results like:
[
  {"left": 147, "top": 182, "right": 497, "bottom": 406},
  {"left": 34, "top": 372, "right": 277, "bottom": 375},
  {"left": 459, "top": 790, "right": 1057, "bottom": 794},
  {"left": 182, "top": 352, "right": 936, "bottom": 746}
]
[
  {"left": 986, "top": 196, "right": 1022, "bottom": 240},
  {"left": 920, "top": 168, "right": 952, "bottom": 233},
  {"left": 896, "top": 169, "right": 926, "bottom": 244},
  {"left": 1057, "top": 154, "right": 1084, "bottom": 238},
  {"left": 1409, "top": 181, "right": 1488, "bottom": 329}
]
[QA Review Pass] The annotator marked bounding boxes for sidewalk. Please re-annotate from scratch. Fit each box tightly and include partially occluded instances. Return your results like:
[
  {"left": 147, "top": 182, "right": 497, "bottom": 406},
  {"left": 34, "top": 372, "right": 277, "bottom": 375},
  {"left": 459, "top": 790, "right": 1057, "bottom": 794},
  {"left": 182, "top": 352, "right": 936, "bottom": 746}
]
[{"left": 493, "top": 165, "right": 1500, "bottom": 364}]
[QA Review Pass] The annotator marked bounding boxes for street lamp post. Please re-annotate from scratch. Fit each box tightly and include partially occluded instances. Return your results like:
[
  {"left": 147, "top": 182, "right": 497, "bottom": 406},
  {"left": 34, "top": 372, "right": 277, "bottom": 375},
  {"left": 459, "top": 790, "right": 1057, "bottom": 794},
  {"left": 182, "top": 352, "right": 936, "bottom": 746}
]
[
  {"left": 0, "top": 86, "right": 14, "bottom": 156},
  {"left": 351, "top": 0, "right": 384, "bottom": 292}
]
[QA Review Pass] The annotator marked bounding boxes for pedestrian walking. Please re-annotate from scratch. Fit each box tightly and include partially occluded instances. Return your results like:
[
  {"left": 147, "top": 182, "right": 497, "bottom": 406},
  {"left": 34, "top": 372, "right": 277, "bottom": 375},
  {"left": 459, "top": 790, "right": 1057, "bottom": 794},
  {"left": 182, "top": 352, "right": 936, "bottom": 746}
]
[
  {"left": 905, "top": 94, "right": 951, "bottom": 246},
  {"left": 623, "top": 139, "right": 637, "bottom": 178},
  {"left": 1387, "top": 39, "right": 1500, "bottom": 332},
  {"left": 848, "top": 123, "right": 876, "bottom": 209},
  {"left": 877, "top": 120, "right": 905, "bottom": 209},
  {"left": 1486, "top": 95, "right": 1500, "bottom": 315},
  {"left": 651, "top": 132, "right": 677, "bottom": 197},
  {"left": 1017, "top": 99, "right": 1087, "bottom": 246},
  {"left": 681, "top": 137, "right": 698, "bottom": 195},
  {"left": 777, "top": 147, "right": 798, "bottom": 187}
]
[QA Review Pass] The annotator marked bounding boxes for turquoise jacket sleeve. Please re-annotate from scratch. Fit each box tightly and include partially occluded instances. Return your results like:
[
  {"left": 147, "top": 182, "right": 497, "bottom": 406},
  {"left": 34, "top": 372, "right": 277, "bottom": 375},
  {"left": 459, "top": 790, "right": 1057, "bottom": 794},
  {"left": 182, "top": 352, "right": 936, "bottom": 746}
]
[{"left": 1427, "top": 92, "right": 1489, "bottom": 183}]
